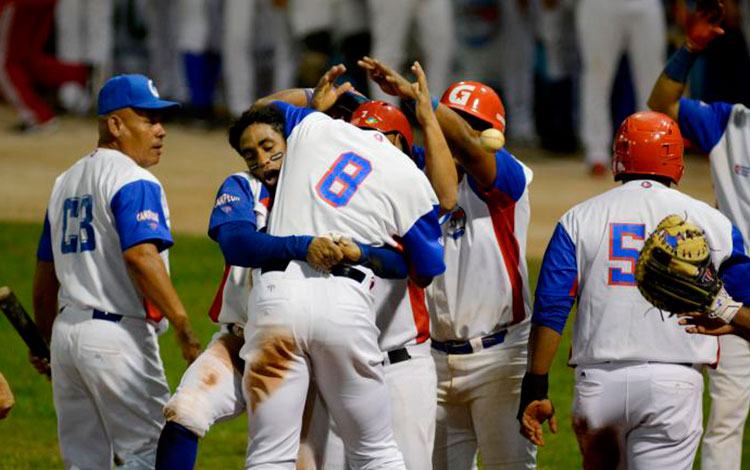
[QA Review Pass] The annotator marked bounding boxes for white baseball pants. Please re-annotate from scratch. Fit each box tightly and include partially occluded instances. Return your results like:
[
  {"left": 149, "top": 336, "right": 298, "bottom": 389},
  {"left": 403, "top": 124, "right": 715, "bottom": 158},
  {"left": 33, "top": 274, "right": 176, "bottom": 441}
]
[
  {"left": 575, "top": 0, "right": 665, "bottom": 166},
  {"left": 51, "top": 307, "right": 170, "bottom": 470},
  {"left": 163, "top": 329, "right": 245, "bottom": 438},
  {"left": 432, "top": 337, "right": 536, "bottom": 470},
  {"left": 571, "top": 361, "right": 703, "bottom": 470},
  {"left": 317, "top": 342, "right": 438, "bottom": 470},
  {"left": 241, "top": 262, "right": 405, "bottom": 470},
  {"left": 702, "top": 334, "right": 750, "bottom": 470},
  {"left": 367, "top": 0, "right": 455, "bottom": 104}
]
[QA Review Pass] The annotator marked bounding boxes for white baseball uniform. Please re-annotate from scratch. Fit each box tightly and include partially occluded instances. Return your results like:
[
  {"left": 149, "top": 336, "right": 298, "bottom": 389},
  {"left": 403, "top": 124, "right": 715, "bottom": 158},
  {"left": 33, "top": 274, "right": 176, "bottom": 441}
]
[
  {"left": 240, "top": 102, "right": 444, "bottom": 469},
  {"left": 427, "top": 149, "right": 536, "bottom": 470},
  {"left": 676, "top": 99, "right": 750, "bottom": 470},
  {"left": 38, "top": 148, "right": 174, "bottom": 469},
  {"left": 163, "top": 171, "right": 271, "bottom": 438},
  {"left": 316, "top": 279, "right": 437, "bottom": 470},
  {"left": 575, "top": 0, "right": 666, "bottom": 167},
  {"left": 534, "top": 179, "right": 749, "bottom": 469}
]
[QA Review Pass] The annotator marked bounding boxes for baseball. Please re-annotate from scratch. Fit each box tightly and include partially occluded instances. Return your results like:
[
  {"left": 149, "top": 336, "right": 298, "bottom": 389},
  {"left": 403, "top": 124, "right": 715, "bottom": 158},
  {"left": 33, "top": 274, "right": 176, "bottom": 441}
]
[{"left": 480, "top": 128, "right": 505, "bottom": 152}]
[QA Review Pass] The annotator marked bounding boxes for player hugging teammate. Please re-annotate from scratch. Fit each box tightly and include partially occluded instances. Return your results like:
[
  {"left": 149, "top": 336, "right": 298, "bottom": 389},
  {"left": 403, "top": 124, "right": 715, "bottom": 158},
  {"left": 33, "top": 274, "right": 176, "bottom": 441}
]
[{"left": 29, "top": 4, "right": 750, "bottom": 466}]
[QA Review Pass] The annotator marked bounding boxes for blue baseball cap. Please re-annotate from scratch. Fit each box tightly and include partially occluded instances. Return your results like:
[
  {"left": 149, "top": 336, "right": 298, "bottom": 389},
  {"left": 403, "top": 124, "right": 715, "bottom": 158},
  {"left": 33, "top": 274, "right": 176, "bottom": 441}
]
[{"left": 97, "top": 74, "right": 180, "bottom": 115}]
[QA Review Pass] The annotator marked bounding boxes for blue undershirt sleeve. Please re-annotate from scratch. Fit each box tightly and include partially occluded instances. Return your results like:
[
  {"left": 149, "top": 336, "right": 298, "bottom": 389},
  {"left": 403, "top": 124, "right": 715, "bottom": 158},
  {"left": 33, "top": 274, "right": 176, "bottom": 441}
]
[
  {"left": 532, "top": 223, "right": 578, "bottom": 334},
  {"left": 356, "top": 243, "right": 408, "bottom": 279},
  {"left": 400, "top": 205, "right": 446, "bottom": 278},
  {"left": 270, "top": 101, "right": 317, "bottom": 138},
  {"left": 719, "top": 226, "right": 750, "bottom": 304},
  {"left": 677, "top": 98, "right": 733, "bottom": 153},
  {"left": 37, "top": 210, "right": 53, "bottom": 261},
  {"left": 491, "top": 149, "right": 526, "bottom": 202},
  {"left": 214, "top": 221, "right": 313, "bottom": 268},
  {"left": 208, "top": 175, "right": 257, "bottom": 241}
]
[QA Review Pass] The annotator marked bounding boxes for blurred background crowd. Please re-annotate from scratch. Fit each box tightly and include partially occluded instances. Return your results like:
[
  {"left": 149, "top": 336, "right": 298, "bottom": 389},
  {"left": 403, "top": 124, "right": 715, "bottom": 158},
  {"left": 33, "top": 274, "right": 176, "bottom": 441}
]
[{"left": 2, "top": 0, "right": 750, "bottom": 175}]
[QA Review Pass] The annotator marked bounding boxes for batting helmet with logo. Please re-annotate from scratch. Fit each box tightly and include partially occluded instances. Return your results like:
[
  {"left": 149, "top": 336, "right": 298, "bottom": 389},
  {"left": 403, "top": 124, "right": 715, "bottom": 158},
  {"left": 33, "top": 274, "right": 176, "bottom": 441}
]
[
  {"left": 440, "top": 81, "right": 506, "bottom": 132},
  {"left": 350, "top": 101, "right": 413, "bottom": 154},
  {"left": 612, "top": 111, "right": 684, "bottom": 184}
]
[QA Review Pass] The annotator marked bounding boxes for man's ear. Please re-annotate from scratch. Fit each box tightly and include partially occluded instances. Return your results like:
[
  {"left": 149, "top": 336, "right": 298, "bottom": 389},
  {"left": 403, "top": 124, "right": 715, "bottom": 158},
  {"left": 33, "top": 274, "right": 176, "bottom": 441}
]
[{"left": 107, "top": 113, "right": 123, "bottom": 138}]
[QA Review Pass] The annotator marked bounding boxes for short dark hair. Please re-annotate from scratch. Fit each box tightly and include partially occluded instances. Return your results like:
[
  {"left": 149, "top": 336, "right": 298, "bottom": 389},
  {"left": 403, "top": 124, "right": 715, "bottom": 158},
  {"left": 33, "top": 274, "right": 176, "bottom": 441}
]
[{"left": 228, "top": 105, "right": 286, "bottom": 155}]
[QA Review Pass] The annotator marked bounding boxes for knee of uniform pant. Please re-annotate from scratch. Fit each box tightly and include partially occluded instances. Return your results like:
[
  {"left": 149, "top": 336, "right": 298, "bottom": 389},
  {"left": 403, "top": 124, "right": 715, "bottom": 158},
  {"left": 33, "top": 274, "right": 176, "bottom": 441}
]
[{"left": 163, "top": 389, "right": 214, "bottom": 438}]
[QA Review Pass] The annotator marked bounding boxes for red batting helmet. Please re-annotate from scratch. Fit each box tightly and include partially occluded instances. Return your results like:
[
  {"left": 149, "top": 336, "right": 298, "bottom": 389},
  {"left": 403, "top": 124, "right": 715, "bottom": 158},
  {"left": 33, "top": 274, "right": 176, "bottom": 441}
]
[
  {"left": 440, "top": 81, "right": 506, "bottom": 132},
  {"left": 612, "top": 111, "right": 684, "bottom": 184},
  {"left": 350, "top": 101, "right": 413, "bottom": 153}
]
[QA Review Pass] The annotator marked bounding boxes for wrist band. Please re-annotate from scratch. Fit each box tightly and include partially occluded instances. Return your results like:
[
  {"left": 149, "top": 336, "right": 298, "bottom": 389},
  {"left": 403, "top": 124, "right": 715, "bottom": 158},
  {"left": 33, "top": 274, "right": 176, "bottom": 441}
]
[
  {"left": 664, "top": 45, "right": 699, "bottom": 83},
  {"left": 517, "top": 372, "right": 549, "bottom": 420}
]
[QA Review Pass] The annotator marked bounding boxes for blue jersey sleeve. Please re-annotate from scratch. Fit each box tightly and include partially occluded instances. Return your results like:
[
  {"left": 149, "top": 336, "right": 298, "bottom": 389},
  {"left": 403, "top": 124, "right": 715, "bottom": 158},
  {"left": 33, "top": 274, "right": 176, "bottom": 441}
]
[
  {"left": 271, "top": 101, "right": 317, "bottom": 138},
  {"left": 357, "top": 243, "right": 408, "bottom": 279},
  {"left": 208, "top": 175, "right": 258, "bottom": 241},
  {"left": 400, "top": 206, "right": 446, "bottom": 278},
  {"left": 719, "top": 226, "right": 750, "bottom": 304},
  {"left": 215, "top": 221, "right": 312, "bottom": 267},
  {"left": 37, "top": 211, "right": 53, "bottom": 262},
  {"left": 111, "top": 180, "right": 173, "bottom": 252},
  {"left": 678, "top": 98, "right": 733, "bottom": 153},
  {"left": 467, "top": 149, "right": 526, "bottom": 204},
  {"left": 532, "top": 223, "right": 578, "bottom": 334}
]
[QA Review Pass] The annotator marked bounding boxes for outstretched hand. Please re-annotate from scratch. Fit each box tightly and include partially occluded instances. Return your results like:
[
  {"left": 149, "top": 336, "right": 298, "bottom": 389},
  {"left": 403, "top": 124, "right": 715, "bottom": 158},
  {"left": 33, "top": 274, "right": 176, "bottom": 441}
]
[
  {"left": 519, "top": 399, "right": 557, "bottom": 447},
  {"left": 410, "top": 61, "right": 435, "bottom": 126},
  {"left": 358, "top": 57, "right": 417, "bottom": 101},
  {"left": 678, "top": 313, "right": 735, "bottom": 336},
  {"left": 310, "top": 64, "right": 353, "bottom": 113},
  {"left": 686, "top": 0, "right": 725, "bottom": 51}
]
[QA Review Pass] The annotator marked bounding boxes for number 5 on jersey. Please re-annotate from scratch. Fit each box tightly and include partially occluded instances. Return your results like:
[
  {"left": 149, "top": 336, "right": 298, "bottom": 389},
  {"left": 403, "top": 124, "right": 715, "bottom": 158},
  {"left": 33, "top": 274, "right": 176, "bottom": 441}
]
[
  {"left": 316, "top": 152, "right": 372, "bottom": 208},
  {"left": 61, "top": 195, "right": 96, "bottom": 253},
  {"left": 608, "top": 222, "right": 645, "bottom": 286}
]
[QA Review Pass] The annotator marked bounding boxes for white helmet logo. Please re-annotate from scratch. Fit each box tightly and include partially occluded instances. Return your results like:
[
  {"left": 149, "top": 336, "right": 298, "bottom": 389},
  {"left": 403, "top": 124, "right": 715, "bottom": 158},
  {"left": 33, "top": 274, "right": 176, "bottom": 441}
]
[
  {"left": 448, "top": 84, "right": 475, "bottom": 106},
  {"left": 148, "top": 80, "right": 160, "bottom": 98}
]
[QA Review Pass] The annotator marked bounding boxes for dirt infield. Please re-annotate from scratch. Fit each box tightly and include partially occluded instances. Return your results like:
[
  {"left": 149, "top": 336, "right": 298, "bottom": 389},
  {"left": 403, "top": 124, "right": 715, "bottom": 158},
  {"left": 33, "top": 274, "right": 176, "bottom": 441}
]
[{"left": 0, "top": 104, "right": 715, "bottom": 258}]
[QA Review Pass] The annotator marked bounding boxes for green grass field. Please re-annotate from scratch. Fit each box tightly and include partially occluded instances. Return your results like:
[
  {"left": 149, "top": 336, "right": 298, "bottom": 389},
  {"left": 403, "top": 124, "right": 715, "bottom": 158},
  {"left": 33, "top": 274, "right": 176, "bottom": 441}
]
[{"left": 0, "top": 220, "right": 746, "bottom": 469}]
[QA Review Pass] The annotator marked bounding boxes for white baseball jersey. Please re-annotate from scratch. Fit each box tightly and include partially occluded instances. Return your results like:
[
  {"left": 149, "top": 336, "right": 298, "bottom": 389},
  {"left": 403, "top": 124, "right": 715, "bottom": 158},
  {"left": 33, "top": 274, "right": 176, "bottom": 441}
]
[
  {"left": 39, "top": 148, "right": 173, "bottom": 320},
  {"left": 678, "top": 99, "right": 750, "bottom": 252},
  {"left": 534, "top": 180, "right": 746, "bottom": 366},
  {"left": 374, "top": 279, "right": 429, "bottom": 352},
  {"left": 206, "top": 171, "right": 271, "bottom": 326},
  {"left": 426, "top": 149, "right": 533, "bottom": 342},
  {"left": 267, "top": 102, "right": 444, "bottom": 278}
]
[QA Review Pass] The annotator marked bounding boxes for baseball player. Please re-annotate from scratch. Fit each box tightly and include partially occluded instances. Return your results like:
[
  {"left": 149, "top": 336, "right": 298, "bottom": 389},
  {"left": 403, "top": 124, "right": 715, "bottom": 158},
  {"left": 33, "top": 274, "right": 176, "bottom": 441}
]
[
  {"left": 361, "top": 57, "right": 536, "bottom": 469},
  {"left": 31, "top": 74, "right": 201, "bottom": 469},
  {"left": 0, "top": 372, "right": 13, "bottom": 420},
  {"left": 518, "top": 111, "right": 750, "bottom": 469},
  {"left": 156, "top": 69, "right": 424, "bottom": 469},
  {"left": 312, "top": 63, "right": 457, "bottom": 470},
  {"left": 647, "top": 2, "right": 750, "bottom": 467},
  {"left": 236, "top": 65, "right": 445, "bottom": 467}
]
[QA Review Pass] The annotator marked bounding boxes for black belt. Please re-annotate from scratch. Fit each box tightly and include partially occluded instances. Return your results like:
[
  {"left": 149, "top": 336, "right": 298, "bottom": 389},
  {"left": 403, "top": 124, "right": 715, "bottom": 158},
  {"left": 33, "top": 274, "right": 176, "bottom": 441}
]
[
  {"left": 260, "top": 260, "right": 366, "bottom": 283},
  {"left": 92, "top": 309, "right": 123, "bottom": 323},
  {"left": 384, "top": 347, "right": 412, "bottom": 365},
  {"left": 431, "top": 330, "right": 507, "bottom": 355}
]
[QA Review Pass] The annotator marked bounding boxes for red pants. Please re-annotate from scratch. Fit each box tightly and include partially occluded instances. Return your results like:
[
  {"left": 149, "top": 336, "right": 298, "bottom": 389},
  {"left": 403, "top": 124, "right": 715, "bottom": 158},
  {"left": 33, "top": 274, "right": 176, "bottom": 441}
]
[{"left": 0, "top": 0, "right": 89, "bottom": 125}]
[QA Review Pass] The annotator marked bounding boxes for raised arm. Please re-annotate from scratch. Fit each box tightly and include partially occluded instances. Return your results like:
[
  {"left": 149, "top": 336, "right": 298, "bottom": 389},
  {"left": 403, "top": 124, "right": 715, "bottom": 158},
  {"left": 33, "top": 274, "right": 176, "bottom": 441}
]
[
  {"left": 410, "top": 61, "right": 457, "bottom": 213},
  {"left": 648, "top": 0, "right": 725, "bottom": 120},
  {"left": 254, "top": 64, "right": 354, "bottom": 114},
  {"left": 359, "top": 56, "right": 497, "bottom": 189}
]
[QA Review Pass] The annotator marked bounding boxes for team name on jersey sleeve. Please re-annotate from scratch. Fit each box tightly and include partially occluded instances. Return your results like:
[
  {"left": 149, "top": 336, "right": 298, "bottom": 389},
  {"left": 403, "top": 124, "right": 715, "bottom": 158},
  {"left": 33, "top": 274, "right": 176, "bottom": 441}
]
[
  {"left": 110, "top": 179, "right": 173, "bottom": 252},
  {"left": 208, "top": 173, "right": 263, "bottom": 239}
]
